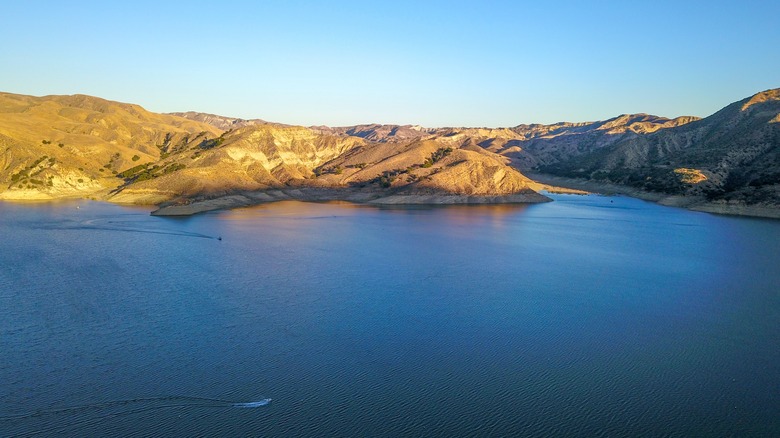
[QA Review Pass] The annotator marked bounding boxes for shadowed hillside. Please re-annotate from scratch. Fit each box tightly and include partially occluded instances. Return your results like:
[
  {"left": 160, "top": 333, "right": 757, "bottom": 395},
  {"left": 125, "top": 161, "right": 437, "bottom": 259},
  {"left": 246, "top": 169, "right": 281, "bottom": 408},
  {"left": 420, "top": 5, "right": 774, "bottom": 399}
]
[{"left": 538, "top": 89, "right": 780, "bottom": 208}]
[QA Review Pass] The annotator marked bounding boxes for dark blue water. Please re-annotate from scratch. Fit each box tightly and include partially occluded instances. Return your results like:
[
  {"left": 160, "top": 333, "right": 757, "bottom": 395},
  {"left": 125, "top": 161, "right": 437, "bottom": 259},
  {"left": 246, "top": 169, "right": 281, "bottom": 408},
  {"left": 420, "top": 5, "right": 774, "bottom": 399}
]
[{"left": 1, "top": 195, "right": 778, "bottom": 436}]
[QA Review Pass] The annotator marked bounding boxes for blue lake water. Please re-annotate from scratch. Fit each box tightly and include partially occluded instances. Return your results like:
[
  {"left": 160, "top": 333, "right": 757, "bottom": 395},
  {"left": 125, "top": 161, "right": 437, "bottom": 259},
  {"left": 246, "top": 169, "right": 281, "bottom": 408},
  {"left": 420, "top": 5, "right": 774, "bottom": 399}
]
[{"left": 1, "top": 195, "right": 778, "bottom": 436}]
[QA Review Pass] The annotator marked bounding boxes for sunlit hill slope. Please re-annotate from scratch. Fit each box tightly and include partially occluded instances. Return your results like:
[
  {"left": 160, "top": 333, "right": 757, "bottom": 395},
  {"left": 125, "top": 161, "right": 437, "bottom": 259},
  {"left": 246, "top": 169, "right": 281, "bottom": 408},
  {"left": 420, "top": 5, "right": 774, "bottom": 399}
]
[
  {"left": 1, "top": 89, "right": 778, "bottom": 217},
  {"left": 0, "top": 92, "right": 548, "bottom": 211}
]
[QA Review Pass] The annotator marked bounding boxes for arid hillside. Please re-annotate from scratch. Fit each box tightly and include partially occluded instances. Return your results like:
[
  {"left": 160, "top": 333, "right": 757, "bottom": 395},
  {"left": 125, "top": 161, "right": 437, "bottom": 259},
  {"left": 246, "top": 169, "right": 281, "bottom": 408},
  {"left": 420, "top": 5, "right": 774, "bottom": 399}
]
[
  {"left": 0, "top": 93, "right": 221, "bottom": 200},
  {"left": 0, "top": 93, "right": 550, "bottom": 213},
  {"left": 538, "top": 89, "right": 780, "bottom": 207},
  {"left": 2, "top": 89, "right": 778, "bottom": 217}
]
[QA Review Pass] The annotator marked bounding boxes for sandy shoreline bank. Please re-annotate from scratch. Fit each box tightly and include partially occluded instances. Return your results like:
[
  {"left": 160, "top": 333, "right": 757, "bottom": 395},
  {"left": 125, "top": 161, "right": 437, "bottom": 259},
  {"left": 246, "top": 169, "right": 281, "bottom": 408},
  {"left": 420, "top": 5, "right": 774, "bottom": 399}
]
[
  {"left": 527, "top": 173, "right": 780, "bottom": 220},
  {"left": 3, "top": 176, "right": 776, "bottom": 219},
  {"left": 149, "top": 188, "right": 553, "bottom": 216}
]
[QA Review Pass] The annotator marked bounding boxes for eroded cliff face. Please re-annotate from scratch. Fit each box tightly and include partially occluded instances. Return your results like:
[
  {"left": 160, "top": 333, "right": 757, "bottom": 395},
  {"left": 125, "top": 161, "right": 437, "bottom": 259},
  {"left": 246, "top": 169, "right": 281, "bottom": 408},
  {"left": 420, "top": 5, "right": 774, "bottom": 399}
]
[
  {"left": 110, "top": 124, "right": 366, "bottom": 204},
  {"left": 128, "top": 126, "right": 550, "bottom": 211},
  {"left": 224, "top": 125, "right": 364, "bottom": 180}
]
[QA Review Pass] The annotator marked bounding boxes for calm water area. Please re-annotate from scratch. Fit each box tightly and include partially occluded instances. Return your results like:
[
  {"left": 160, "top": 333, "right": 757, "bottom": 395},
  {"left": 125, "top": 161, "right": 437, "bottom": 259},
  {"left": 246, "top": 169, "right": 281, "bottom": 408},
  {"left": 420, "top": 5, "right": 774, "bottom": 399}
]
[{"left": 1, "top": 194, "right": 778, "bottom": 436}]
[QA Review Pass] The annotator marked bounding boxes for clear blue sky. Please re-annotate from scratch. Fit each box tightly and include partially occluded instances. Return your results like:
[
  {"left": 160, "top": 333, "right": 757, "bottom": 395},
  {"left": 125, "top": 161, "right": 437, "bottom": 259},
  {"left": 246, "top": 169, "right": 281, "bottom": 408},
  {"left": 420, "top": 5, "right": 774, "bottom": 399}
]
[{"left": 2, "top": 1, "right": 778, "bottom": 127}]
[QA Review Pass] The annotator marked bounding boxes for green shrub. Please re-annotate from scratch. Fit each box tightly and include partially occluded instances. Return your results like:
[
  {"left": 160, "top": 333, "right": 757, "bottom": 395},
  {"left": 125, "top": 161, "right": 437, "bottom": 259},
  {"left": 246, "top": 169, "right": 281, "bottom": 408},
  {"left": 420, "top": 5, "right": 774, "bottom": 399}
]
[
  {"left": 419, "top": 147, "right": 454, "bottom": 168},
  {"left": 374, "top": 169, "right": 404, "bottom": 188},
  {"left": 118, "top": 163, "right": 151, "bottom": 179},
  {"left": 198, "top": 137, "right": 224, "bottom": 150},
  {"left": 160, "top": 163, "right": 186, "bottom": 175}
]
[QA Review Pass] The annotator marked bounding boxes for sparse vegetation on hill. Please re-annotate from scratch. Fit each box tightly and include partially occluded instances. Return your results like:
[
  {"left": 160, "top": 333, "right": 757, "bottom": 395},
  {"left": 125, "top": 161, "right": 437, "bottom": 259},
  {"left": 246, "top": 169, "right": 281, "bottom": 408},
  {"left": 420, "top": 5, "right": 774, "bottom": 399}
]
[
  {"left": 537, "top": 89, "right": 780, "bottom": 207},
  {"left": 1, "top": 89, "right": 779, "bottom": 217},
  {"left": 0, "top": 91, "right": 221, "bottom": 199}
]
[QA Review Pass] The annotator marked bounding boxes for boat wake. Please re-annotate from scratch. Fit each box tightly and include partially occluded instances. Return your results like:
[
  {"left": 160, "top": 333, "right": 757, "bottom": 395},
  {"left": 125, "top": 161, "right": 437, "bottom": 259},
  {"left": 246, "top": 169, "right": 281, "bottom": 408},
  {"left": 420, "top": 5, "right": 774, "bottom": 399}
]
[
  {"left": 36, "top": 218, "right": 219, "bottom": 239},
  {"left": 232, "top": 398, "right": 272, "bottom": 408},
  {"left": 0, "top": 396, "right": 271, "bottom": 437}
]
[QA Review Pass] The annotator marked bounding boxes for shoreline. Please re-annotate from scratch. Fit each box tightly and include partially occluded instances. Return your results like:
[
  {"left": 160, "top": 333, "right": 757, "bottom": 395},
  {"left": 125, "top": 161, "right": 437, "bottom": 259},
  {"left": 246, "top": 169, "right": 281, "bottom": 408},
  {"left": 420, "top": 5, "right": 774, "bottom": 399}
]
[
  {"left": 526, "top": 173, "right": 780, "bottom": 220},
  {"left": 2, "top": 177, "right": 777, "bottom": 220},
  {"left": 149, "top": 188, "right": 553, "bottom": 216}
]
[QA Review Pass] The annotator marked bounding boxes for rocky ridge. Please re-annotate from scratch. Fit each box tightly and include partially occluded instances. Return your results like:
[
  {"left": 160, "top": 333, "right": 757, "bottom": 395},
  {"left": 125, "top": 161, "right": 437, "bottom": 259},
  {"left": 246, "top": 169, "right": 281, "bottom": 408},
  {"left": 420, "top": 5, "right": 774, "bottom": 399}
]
[
  {"left": 538, "top": 89, "right": 780, "bottom": 210},
  {"left": 2, "top": 89, "right": 779, "bottom": 218},
  {"left": 167, "top": 111, "right": 270, "bottom": 131}
]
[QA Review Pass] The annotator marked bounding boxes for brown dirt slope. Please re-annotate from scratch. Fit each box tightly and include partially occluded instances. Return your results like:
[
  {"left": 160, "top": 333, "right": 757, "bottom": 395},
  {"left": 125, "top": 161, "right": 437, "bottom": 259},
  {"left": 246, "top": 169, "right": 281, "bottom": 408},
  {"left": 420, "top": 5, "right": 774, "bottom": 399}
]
[{"left": 0, "top": 92, "right": 221, "bottom": 200}]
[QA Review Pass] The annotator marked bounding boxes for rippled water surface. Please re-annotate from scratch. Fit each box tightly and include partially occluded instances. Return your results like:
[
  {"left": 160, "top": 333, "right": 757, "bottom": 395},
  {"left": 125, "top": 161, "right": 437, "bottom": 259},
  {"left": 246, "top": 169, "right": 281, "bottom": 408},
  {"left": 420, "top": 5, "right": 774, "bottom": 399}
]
[{"left": 1, "top": 195, "right": 779, "bottom": 436}]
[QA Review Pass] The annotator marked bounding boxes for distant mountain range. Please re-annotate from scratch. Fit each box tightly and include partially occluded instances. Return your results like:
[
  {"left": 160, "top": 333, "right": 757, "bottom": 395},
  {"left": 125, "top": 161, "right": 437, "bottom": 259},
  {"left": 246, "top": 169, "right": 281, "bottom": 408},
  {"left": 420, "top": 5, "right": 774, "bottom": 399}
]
[{"left": 1, "top": 89, "right": 778, "bottom": 217}]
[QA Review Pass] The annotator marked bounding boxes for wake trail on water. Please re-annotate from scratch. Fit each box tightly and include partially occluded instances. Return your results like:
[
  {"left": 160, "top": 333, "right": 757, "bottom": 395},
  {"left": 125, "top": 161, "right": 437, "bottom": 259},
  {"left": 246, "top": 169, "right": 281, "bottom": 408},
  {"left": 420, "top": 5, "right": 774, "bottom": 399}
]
[
  {"left": 35, "top": 219, "right": 219, "bottom": 239},
  {"left": 0, "top": 396, "right": 272, "bottom": 420},
  {"left": 1, "top": 396, "right": 271, "bottom": 436}
]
